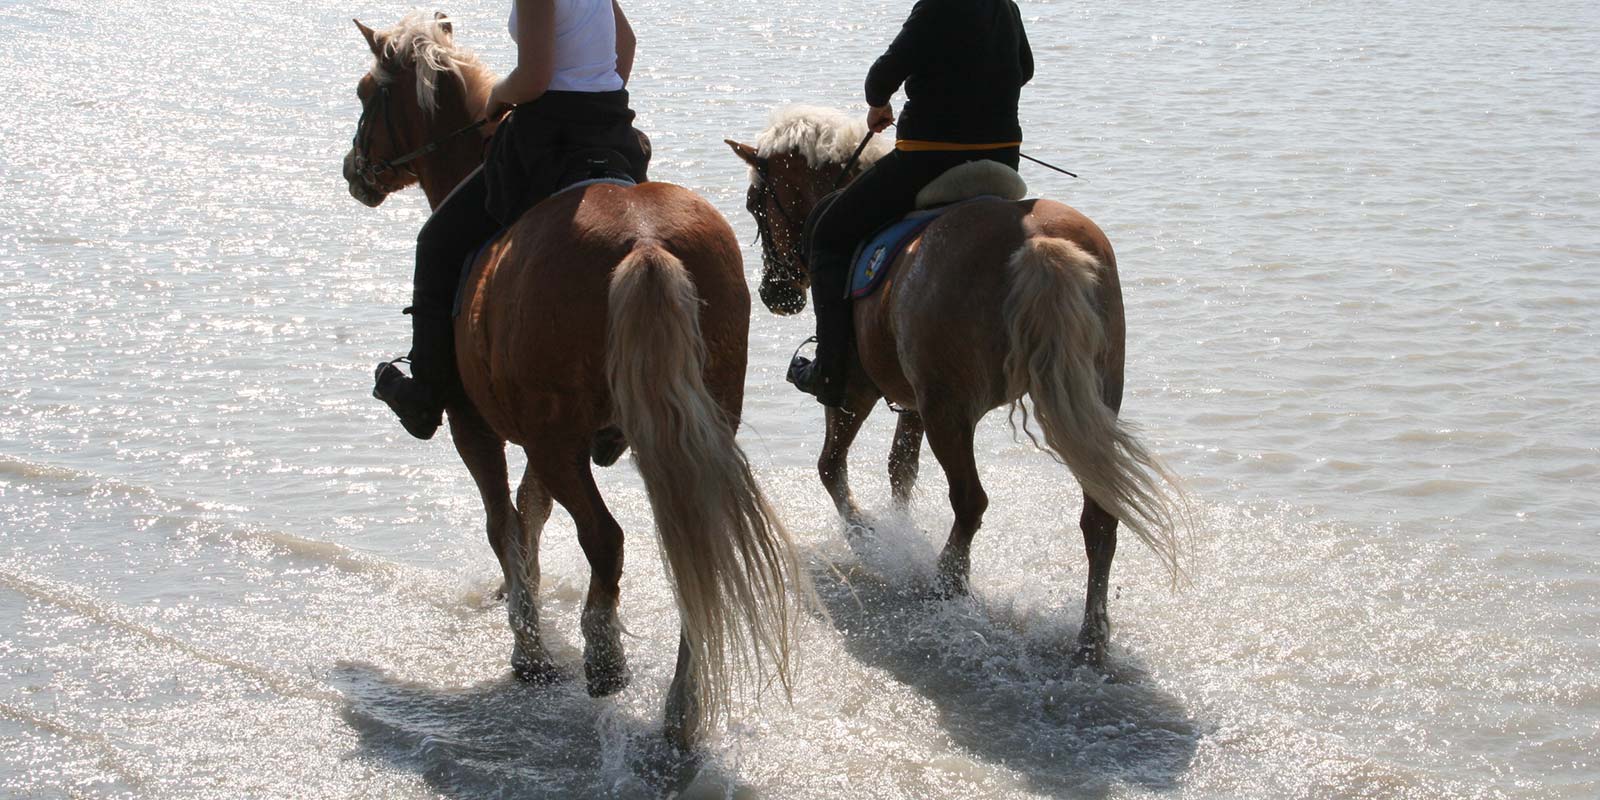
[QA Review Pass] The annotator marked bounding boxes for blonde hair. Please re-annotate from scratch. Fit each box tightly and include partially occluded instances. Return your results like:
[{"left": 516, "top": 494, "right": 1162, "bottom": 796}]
[
  {"left": 755, "top": 105, "right": 891, "bottom": 168},
  {"left": 369, "top": 11, "right": 493, "bottom": 115}
]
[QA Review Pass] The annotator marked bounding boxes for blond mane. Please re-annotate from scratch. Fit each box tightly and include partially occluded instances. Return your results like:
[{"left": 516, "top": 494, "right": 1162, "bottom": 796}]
[
  {"left": 370, "top": 11, "right": 495, "bottom": 115},
  {"left": 755, "top": 105, "right": 890, "bottom": 169}
]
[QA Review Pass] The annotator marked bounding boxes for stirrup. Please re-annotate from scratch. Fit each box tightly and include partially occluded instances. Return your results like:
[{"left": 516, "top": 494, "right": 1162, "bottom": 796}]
[
  {"left": 372, "top": 357, "right": 412, "bottom": 400},
  {"left": 785, "top": 337, "right": 818, "bottom": 390},
  {"left": 786, "top": 336, "right": 845, "bottom": 407}
]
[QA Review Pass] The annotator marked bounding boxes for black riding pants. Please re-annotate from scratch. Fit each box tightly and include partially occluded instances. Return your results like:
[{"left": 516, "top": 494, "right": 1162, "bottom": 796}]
[{"left": 407, "top": 165, "right": 500, "bottom": 393}]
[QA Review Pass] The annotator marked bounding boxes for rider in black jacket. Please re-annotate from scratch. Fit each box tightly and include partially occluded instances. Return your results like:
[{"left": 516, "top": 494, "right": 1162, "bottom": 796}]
[{"left": 790, "top": 0, "right": 1032, "bottom": 407}]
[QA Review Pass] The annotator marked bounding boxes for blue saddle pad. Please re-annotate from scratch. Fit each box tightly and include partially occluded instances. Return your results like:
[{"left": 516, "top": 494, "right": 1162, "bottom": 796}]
[
  {"left": 849, "top": 210, "right": 940, "bottom": 299},
  {"left": 849, "top": 198, "right": 1000, "bottom": 299}
]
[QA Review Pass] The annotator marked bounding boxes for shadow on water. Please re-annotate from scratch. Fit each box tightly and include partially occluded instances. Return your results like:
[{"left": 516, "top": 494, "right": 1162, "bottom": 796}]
[
  {"left": 811, "top": 529, "right": 1201, "bottom": 799},
  {"left": 333, "top": 661, "right": 745, "bottom": 799}
]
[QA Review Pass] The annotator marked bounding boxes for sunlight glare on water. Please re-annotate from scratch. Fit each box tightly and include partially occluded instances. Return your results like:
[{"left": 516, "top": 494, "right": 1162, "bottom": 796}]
[{"left": 1, "top": 0, "right": 1596, "bottom": 797}]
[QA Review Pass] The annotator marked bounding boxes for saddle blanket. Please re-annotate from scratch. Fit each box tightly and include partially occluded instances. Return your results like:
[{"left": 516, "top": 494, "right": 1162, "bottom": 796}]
[{"left": 848, "top": 197, "right": 994, "bottom": 299}]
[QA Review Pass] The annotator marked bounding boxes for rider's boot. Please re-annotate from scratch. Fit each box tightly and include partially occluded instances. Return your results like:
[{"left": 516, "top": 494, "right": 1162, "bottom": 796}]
[
  {"left": 787, "top": 298, "right": 851, "bottom": 408},
  {"left": 788, "top": 238, "right": 853, "bottom": 408},
  {"left": 374, "top": 309, "right": 455, "bottom": 440}
]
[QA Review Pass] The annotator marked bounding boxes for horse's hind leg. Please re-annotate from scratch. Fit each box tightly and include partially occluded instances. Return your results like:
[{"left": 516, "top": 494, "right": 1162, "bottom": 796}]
[
  {"left": 923, "top": 407, "right": 987, "bottom": 597},
  {"left": 509, "top": 459, "right": 557, "bottom": 676},
  {"left": 663, "top": 632, "right": 699, "bottom": 752},
  {"left": 887, "top": 410, "right": 924, "bottom": 508},
  {"left": 1077, "top": 352, "right": 1127, "bottom": 668},
  {"left": 1075, "top": 498, "right": 1118, "bottom": 667},
  {"left": 450, "top": 409, "right": 558, "bottom": 680},
  {"left": 531, "top": 445, "right": 630, "bottom": 697},
  {"left": 516, "top": 461, "right": 554, "bottom": 554}
]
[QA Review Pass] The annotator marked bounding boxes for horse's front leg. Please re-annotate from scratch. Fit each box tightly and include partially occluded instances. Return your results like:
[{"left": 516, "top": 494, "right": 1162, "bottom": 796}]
[
  {"left": 887, "top": 410, "right": 924, "bottom": 508},
  {"left": 923, "top": 407, "right": 987, "bottom": 598},
  {"left": 449, "top": 409, "right": 558, "bottom": 681},
  {"left": 1074, "top": 498, "right": 1118, "bottom": 668},
  {"left": 818, "top": 388, "right": 877, "bottom": 527}
]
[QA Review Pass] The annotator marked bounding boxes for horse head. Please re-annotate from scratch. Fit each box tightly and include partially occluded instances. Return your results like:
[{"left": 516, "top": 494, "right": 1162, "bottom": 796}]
[
  {"left": 343, "top": 12, "right": 487, "bottom": 208},
  {"left": 727, "top": 107, "right": 886, "bottom": 316},
  {"left": 726, "top": 140, "right": 814, "bottom": 315}
]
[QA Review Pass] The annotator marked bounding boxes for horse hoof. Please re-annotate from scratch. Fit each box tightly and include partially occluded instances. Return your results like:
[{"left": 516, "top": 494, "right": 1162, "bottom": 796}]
[
  {"left": 1072, "top": 612, "right": 1112, "bottom": 669},
  {"left": 1072, "top": 645, "right": 1105, "bottom": 670},
  {"left": 932, "top": 572, "right": 970, "bottom": 600},
  {"left": 933, "top": 546, "right": 972, "bottom": 599},
  {"left": 511, "top": 652, "right": 567, "bottom": 686},
  {"left": 631, "top": 732, "right": 702, "bottom": 795},
  {"left": 662, "top": 716, "right": 699, "bottom": 756},
  {"left": 933, "top": 556, "right": 971, "bottom": 599},
  {"left": 584, "top": 635, "right": 630, "bottom": 696},
  {"left": 581, "top": 611, "right": 629, "bottom": 696},
  {"left": 585, "top": 661, "right": 632, "bottom": 697},
  {"left": 1072, "top": 634, "right": 1109, "bottom": 670},
  {"left": 843, "top": 516, "right": 875, "bottom": 541}
]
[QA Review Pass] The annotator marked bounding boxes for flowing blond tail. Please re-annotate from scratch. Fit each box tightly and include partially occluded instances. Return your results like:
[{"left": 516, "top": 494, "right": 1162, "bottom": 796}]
[
  {"left": 1002, "top": 238, "right": 1186, "bottom": 582},
  {"left": 605, "top": 242, "right": 803, "bottom": 733}
]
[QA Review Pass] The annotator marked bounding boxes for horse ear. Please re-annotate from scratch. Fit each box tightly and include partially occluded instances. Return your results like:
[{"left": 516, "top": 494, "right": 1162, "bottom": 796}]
[
  {"left": 725, "top": 139, "right": 764, "bottom": 169},
  {"left": 354, "top": 19, "right": 381, "bottom": 56},
  {"left": 434, "top": 11, "right": 453, "bottom": 36}
]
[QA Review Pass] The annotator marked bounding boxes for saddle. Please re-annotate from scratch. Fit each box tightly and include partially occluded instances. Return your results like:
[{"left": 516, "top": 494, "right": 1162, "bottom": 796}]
[
  {"left": 550, "top": 147, "right": 639, "bottom": 193},
  {"left": 848, "top": 161, "right": 1029, "bottom": 299}
]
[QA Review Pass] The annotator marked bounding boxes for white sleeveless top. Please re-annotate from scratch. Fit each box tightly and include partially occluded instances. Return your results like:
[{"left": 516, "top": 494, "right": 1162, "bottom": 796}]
[{"left": 509, "top": 0, "right": 624, "bottom": 93}]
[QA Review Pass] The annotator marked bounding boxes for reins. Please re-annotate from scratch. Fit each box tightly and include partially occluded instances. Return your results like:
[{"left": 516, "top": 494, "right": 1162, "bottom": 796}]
[
  {"left": 752, "top": 129, "right": 876, "bottom": 269},
  {"left": 353, "top": 82, "right": 487, "bottom": 185},
  {"left": 370, "top": 118, "right": 486, "bottom": 178},
  {"left": 833, "top": 131, "right": 877, "bottom": 191}
]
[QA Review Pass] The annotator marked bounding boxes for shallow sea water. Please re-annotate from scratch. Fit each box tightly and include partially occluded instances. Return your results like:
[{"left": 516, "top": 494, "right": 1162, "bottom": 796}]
[{"left": 1, "top": 0, "right": 1596, "bottom": 797}]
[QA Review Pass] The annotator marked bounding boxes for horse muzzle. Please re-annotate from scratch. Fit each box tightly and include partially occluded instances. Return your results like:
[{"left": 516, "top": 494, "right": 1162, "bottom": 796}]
[
  {"left": 343, "top": 149, "right": 390, "bottom": 208},
  {"left": 759, "top": 278, "right": 808, "bottom": 316}
]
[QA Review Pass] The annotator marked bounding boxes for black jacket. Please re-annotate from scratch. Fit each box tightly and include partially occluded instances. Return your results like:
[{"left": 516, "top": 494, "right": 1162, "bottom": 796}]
[{"left": 865, "top": 0, "right": 1033, "bottom": 144}]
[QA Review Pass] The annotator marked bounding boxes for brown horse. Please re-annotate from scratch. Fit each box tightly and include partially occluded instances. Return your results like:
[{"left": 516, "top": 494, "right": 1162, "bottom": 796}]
[
  {"left": 727, "top": 106, "right": 1183, "bottom": 666},
  {"left": 342, "top": 13, "right": 802, "bottom": 749}
]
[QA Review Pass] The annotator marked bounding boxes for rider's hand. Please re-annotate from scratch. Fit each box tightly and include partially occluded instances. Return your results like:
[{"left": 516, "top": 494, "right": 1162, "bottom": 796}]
[
  {"left": 483, "top": 80, "right": 516, "bottom": 137},
  {"left": 867, "top": 104, "right": 895, "bottom": 134}
]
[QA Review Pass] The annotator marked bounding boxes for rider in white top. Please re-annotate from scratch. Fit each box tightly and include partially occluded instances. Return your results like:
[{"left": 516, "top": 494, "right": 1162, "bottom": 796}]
[
  {"left": 510, "top": 0, "right": 625, "bottom": 93},
  {"left": 375, "top": 0, "right": 646, "bottom": 440}
]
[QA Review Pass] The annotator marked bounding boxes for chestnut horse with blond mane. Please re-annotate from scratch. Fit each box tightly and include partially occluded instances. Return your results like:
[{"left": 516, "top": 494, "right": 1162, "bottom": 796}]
[
  {"left": 728, "top": 107, "right": 1184, "bottom": 666},
  {"left": 342, "top": 13, "right": 801, "bottom": 749}
]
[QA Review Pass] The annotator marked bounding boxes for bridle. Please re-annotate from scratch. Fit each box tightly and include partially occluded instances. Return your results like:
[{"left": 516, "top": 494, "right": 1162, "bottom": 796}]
[
  {"left": 351, "top": 81, "right": 486, "bottom": 188},
  {"left": 748, "top": 131, "right": 879, "bottom": 288},
  {"left": 749, "top": 161, "right": 811, "bottom": 286},
  {"left": 351, "top": 83, "right": 412, "bottom": 186}
]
